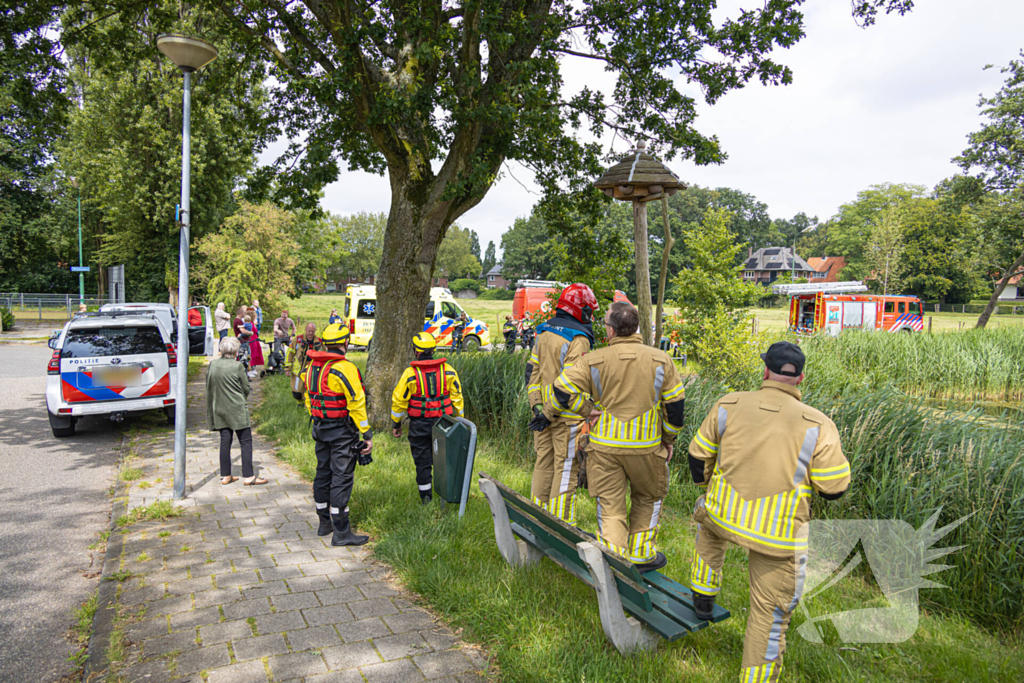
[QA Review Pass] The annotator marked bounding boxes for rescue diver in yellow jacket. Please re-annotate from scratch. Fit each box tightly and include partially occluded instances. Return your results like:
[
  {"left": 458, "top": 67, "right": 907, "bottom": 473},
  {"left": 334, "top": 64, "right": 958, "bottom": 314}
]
[
  {"left": 688, "top": 341, "right": 850, "bottom": 683},
  {"left": 302, "top": 323, "right": 373, "bottom": 546},
  {"left": 390, "top": 332, "right": 465, "bottom": 503}
]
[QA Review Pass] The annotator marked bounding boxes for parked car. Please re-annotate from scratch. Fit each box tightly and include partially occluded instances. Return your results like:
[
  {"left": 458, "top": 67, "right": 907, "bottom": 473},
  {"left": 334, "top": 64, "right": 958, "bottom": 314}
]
[
  {"left": 99, "top": 302, "right": 215, "bottom": 355},
  {"left": 45, "top": 309, "right": 202, "bottom": 437}
]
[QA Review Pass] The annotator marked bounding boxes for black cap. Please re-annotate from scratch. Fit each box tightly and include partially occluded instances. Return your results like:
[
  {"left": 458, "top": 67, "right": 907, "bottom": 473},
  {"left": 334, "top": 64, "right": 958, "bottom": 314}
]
[{"left": 760, "top": 341, "right": 805, "bottom": 377}]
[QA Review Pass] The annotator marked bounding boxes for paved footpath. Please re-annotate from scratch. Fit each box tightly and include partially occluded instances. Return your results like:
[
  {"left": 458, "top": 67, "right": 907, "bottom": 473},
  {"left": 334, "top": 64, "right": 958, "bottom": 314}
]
[{"left": 96, "top": 373, "right": 488, "bottom": 683}]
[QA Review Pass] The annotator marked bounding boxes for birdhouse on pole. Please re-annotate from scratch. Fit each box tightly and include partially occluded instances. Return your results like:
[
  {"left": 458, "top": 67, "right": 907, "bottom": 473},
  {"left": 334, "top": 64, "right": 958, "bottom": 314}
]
[{"left": 594, "top": 141, "right": 685, "bottom": 346}]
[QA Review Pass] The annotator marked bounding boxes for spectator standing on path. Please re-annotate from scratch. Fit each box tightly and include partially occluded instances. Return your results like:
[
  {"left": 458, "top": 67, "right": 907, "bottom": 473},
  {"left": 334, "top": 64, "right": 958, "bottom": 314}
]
[
  {"left": 246, "top": 306, "right": 266, "bottom": 376},
  {"left": 206, "top": 337, "right": 267, "bottom": 486},
  {"left": 286, "top": 322, "right": 323, "bottom": 402},
  {"left": 329, "top": 308, "right": 342, "bottom": 325},
  {"left": 687, "top": 342, "right": 850, "bottom": 683},
  {"left": 273, "top": 310, "right": 297, "bottom": 356},
  {"left": 252, "top": 299, "right": 263, "bottom": 331},
  {"left": 214, "top": 303, "right": 231, "bottom": 340}
]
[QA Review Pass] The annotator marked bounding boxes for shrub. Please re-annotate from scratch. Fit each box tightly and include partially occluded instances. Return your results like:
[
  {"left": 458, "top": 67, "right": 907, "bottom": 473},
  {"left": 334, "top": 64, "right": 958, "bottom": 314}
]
[
  {"left": 450, "top": 278, "right": 481, "bottom": 293},
  {"left": 1, "top": 307, "right": 14, "bottom": 331},
  {"left": 478, "top": 288, "right": 514, "bottom": 300}
]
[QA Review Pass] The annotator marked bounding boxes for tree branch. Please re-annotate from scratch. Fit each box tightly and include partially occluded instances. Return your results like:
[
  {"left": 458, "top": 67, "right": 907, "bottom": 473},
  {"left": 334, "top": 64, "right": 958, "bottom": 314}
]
[
  {"left": 265, "top": 0, "right": 338, "bottom": 74},
  {"left": 215, "top": 1, "right": 300, "bottom": 77}
]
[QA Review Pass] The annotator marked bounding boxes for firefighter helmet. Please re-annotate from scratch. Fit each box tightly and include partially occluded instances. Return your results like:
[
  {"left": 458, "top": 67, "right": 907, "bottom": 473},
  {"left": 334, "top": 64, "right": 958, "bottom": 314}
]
[
  {"left": 412, "top": 331, "right": 437, "bottom": 352},
  {"left": 321, "top": 322, "right": 350, "bottom": 345},
  {"left": 556, "top": 283, "right": 599, "bottom": 324}
]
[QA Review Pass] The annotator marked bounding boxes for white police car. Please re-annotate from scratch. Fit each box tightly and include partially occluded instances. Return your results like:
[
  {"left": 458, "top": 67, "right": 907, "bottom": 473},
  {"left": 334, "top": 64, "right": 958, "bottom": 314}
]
[{"left": 45, "top": 311, "right": 183, "bottom": 437}]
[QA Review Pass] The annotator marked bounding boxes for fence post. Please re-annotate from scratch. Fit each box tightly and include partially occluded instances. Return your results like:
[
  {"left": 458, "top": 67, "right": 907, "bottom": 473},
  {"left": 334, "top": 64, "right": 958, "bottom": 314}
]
[
  {"left": 928, "top": 316, "right": 932, "bottom": 334},
  {"left": 38, "top": 299, "right": 42, "bottom": 320}
]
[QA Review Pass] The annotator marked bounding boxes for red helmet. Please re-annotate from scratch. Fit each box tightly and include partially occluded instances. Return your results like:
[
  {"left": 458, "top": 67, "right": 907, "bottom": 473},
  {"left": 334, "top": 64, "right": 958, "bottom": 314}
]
[{"left": 556, "top": 283, "right": 599, "bottom": 323}]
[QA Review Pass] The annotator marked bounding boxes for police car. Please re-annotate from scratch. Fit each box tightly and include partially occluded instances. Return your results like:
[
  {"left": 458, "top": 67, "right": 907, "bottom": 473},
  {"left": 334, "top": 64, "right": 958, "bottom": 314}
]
[{"left": 45, "top": 311, "right": 184, "bottom": 437}]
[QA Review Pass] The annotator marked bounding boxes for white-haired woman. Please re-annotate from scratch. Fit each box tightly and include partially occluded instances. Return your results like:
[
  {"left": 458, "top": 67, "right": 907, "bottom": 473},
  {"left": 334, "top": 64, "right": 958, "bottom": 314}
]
[{"left": 206, "top": 337, "right": 266, "bottom": 486}]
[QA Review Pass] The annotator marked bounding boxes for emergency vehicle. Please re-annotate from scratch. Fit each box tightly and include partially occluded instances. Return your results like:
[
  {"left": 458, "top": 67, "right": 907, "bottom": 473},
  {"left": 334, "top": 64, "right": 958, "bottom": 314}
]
[
  {"left": 343, "top": 285, "right": 491, "bottom": 351},
  {"left": 512, "top": 280, "right": 630, "bottom": 320},
  {"left": 773, "top": 281, "right": 924, "bottom": 335}
]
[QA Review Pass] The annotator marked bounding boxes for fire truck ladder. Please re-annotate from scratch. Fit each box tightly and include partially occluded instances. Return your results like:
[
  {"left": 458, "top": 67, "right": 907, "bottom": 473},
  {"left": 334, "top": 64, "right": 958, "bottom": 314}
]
[{"left": 771, "top": 281, "right": 868, "bottom": 296}]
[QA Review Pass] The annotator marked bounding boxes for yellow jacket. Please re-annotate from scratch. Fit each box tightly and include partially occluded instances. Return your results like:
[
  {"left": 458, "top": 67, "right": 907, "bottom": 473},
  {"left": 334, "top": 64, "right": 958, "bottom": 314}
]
[
  {"left": 390, "top": 360, "right": 464, "bottom": 425},
  {"left": 302, "top": 354, "right": 371, "bottom": 439},
  {"left": 286, "top": 336, "right": 323, "bottom": 376},
  {"left": 688, "top": 380, "right": 850, "bottom": 557}
]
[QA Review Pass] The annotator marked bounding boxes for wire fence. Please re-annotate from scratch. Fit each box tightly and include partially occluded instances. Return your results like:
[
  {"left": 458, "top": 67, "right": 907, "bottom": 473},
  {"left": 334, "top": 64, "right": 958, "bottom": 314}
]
[
  {"left": 0, "top": 293, "right": 117, "bottom": 321},
  {"left": 930, "top": 303, "right": 1024, "bottom": 315}
]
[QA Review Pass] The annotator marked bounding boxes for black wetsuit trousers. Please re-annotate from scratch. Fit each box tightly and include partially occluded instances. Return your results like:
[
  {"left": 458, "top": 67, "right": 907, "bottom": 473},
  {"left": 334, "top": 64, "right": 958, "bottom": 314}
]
[
  {"left": 312, "top": 421, "right": 359, "bottom": 516},
  {"left": 408, "top": 417, "right": 438, "bottom": 494}
]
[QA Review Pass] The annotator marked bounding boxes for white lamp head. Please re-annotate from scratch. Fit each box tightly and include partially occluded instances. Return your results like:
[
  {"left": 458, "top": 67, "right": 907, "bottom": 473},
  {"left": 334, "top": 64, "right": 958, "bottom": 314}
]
[{"left": 156, "top": 34, "right": 219, "bottom": 72}]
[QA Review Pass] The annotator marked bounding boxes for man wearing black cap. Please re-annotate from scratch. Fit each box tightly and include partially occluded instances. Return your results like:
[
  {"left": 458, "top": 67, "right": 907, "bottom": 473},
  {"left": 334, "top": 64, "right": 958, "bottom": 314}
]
[{"left": 686, "top": 341, "right": 850, "bottom": 683}]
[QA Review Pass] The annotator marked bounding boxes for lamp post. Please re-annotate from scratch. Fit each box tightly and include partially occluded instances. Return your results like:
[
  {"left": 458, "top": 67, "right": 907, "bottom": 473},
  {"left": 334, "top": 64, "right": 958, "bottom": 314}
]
[
  {"left": 70, "top": 177, "right": 83, "bottom": 304},
  {"left": 157, "top": 34, "right": 218, "bottom": 500}
]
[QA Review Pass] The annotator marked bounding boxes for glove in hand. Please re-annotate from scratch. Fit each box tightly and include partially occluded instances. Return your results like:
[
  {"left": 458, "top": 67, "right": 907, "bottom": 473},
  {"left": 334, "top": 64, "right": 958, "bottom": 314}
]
[{"left": 528, "top": 406, "right": 551, "bottom": 433}]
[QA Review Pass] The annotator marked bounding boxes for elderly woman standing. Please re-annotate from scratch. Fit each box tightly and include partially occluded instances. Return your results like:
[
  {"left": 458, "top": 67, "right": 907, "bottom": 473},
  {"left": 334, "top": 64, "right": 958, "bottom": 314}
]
[{"left": 207, "top": 337, "right": 267, "bottom": 486}]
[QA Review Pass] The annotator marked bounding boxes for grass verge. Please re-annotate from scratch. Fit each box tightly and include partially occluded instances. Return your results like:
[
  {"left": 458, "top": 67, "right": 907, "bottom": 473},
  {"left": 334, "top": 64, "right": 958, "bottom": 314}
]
[{"left": 255, "top": 374, "right": 1023, "bottom": 683}]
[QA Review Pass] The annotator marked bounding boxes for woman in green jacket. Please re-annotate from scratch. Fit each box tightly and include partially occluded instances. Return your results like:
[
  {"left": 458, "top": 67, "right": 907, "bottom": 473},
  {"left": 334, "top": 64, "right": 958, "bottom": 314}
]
[{"left": 207, "top": 337, "right": 267, "bottom": 486}]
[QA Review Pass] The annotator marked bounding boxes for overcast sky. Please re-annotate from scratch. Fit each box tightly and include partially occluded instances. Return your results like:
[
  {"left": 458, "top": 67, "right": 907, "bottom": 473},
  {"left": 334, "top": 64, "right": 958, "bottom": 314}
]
[{"left": 273, "top": 0, "right": 1024, "bottom": 258}]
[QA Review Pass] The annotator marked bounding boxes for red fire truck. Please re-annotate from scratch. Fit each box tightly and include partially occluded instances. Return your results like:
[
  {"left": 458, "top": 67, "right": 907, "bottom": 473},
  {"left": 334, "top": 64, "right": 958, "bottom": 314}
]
[{"left": 773, "top": 282, "right": 924, "bottom": 335}]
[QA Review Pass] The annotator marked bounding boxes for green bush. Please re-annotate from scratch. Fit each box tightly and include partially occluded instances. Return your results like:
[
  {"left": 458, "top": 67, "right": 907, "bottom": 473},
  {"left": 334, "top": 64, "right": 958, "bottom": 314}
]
[
  {"left": 450, "top": 278, "right": 481, "bottom": 293},
  {"left": 478, "top": 288, "right": 514, "bottom": 300},
  {"left": 0, "top": 307, "right": 14, "bottom": 331}
]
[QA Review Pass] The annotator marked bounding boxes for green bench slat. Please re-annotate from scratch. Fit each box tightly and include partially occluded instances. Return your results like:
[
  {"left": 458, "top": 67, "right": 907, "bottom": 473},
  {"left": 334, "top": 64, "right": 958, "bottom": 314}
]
[
  {"left": 510, "top": 523, "right": 689, "bottom": 642},
  {"left": 644, "top": 572, "right": 732, "bottom": 623},
  {"left": 505, "top": 507, "right": 654, "bottom": 613},
  {"left": 481, "top": 474, "right": 646, "bottom": 584}
]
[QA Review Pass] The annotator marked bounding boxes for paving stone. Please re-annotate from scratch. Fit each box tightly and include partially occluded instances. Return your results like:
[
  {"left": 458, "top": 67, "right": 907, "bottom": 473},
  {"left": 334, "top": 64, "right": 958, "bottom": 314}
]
[
  {"left": 287, "top": 539, "right": 329, "bottom": 552},
  {"left": 274, "top": 551, "right": 315, "bottom": 566},
  {"left": 382, "top": 611, "right": 435, "bottom": 634},
  {"left": 276, "top": 521, "right": 313, "bottom": 533},
  {"left": 144, "top": 630, "right": 199, "bottom": 657},
  {"left": 286, "top": 575, "right": 333, "bottom": 593},
  {"left": 198, "top": 619, "right": 253, "bottom": 645},
  {"left": 305, "top": 670, "right": 365, "bottom": 683},
  {"left": 193, "top": 588, "right": 243, "bottom": 609},
  {"left": 322, "top": 640, "right": 382, "bottom": 670},
  {"left": 268, "top": 651, "right": 329, "bottom": 680},
  {"left": 120, "top": 585, "right": 167, "bottom": 606},
  {"left": 287, "top": 625, "right": 342, "bottom": 651},
  {"left": 337, "top": 557, "right": 367, "bottom": 572},
  {"left": 414, "top": 651, "right": 474, "bottom": 679},
  {"left": 349, "top": 598, "right": 399, "bottom": 620},
  {"left": 147, "top": 595, "right": 194, "bottom": 617},
  {"left": 217, "top": 517, "right": 255, "bottom": 530},
  {"left": 298, "top": 561, "right": 342, "bottom": 576},
  {"left": 258, "top": 565, "right": 304, "bottom": 581},
  {"left": 222, "top": 597, "right": 273, "bottom": 621},
  {"left": 232, "top": 632, "right": 288, "bottom": 661},
  {"left": 125, "top": 616, "right": 170, "bottom": 641},
  {"left": 271, "top": 591, "right": 321, "bottom": 612},
  {"left": 373, "top": 632, "right": 433, "bottom": 661},
  {"left": 360, "top": 658, "right": 425, "bottom": 683},
  {"left": 456, "top": 673, "right": 487, "bottom": 683},
  {"left": 257, "top": 610, "right": 307, "bottom": 633},
  {"left": 213, "top": 569, "right": 260, "bottom": 588},
  {"left": 239, "top": 579, "right": 290, "bottom": 599},
  {"left": 328, "top": 571, "right": 375, "bottom": 587},
  {"left": 420, "top": 629, "right": 458, "bottom": 652},
  {"left": 206, "top": 659, "right": 267, "bottom": 683},
  {"left": 358, "top": 583, "right": 400, "bottom": 600},
  {"left": 190, "top": 560, "right": 235, "bottom": 578},
  {"left": 335, "top": 617, "right": 392, "bottom": 643},
  {"left": 175, "top": 644, "right": 231, "bottom": 675},
  {"left": 123, "top": 658, "right": 170, "bottom": 681},
  {"left": 315, "top": 586, "right": 363, "bottom": 606},
  {"left": 169, "top": 606, "right": 221, "bottom": 631},
  {"left": 166, "top": 576, "right": 215, "bottom": 596},
  {"left": 208, "top": 547, "right": 251, "bottom": 562},
  {"left": 231, "top": 555, "right": 276, "bottom": 570},
  {"left": 247, "top": 541, "right": 291, "bottom": 556},
  {"left": 146, "top": 567, "right": 191, "bottom": 584},
  {"left": 303, "top": 604, "right": 356, "bottom": 627},
  {"left": 392, "top": 598, "right": 419, "bottom": 612}
]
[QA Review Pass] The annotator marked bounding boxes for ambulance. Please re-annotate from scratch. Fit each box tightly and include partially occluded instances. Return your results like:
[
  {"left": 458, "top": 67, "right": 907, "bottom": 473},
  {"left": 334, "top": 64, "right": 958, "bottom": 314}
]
[
  {"left": 774, "top": 281, "right": 924, "bottom": 335},
  {"left": 343, "top": 285, "right": 491, "bottom": 351}
]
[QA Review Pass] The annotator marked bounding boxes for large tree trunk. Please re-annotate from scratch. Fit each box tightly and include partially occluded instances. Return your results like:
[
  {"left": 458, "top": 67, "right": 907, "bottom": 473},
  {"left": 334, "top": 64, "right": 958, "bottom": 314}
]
[
  {"left": 976, "top": 247, "right": 1024, "bottom": 328},
  {"left": 633, "top": 200, "right": 653, "bottom": 346}
]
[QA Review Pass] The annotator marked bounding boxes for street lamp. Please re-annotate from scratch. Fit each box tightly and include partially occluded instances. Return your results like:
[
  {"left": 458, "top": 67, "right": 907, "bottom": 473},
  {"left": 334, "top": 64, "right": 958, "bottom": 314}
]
[
  {"left": 157, "top": 34, "right": 218, "bottom": 500},
  {"left": 70, "top": 177, "right": 83, "bottom": 304}
]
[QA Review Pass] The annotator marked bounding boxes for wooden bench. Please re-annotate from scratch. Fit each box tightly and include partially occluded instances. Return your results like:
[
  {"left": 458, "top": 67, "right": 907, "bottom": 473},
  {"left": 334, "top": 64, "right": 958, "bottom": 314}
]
[{"left": 478, "top": 473, "right": 730, "bottom": 654}]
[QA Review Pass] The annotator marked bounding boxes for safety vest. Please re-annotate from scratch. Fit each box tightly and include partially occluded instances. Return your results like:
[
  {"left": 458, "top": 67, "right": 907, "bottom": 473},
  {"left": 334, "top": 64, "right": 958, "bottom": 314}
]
[
  {"left": 305, "top": 352, "right": 351, "bottom": 422},
  {"left": 407, "top": 359, "right": 453, "bottom": 419}
]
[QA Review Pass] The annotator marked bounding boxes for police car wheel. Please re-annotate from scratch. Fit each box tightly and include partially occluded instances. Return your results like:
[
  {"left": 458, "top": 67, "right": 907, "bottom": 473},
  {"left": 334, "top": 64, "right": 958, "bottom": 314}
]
[
  {"left": 48, "top": 411, "right": 76, "bottom": 438},
  {"left": 165, "top": 406, "right": 176, "bottom": 425},
  {"left": 461, "top": 335, "right": 481, "bottom": 352}
]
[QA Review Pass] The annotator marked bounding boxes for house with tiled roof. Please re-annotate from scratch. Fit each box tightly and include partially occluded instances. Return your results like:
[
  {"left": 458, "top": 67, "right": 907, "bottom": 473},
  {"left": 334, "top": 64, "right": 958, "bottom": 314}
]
[
  {"left": 806, "top": 256, "right": 847, "bottom": 283},
  {"left": 997, "top": 274, "right": 1024, "bottom": 300},
  {"left": 485, "top": 263, "right": 511, "bottom": 289},
  {"left": 742, "top": 247, "right": 815, "bottom": 285}
]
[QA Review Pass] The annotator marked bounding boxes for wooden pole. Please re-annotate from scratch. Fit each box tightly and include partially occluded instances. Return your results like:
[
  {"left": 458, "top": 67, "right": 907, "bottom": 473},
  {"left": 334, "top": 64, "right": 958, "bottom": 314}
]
[
  {"left": 633, "top": 199, "right": 653, "bottom": 346},
  {"left": 654, "top": 195, "right": 675, "bottom": 348},
  {"left": 928, "top": 316, "right": 932, "bottom": 334}
]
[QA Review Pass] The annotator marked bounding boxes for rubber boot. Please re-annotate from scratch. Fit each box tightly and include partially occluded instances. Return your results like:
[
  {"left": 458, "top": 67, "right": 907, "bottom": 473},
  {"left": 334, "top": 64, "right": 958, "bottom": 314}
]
[
  {"left": 316, "top": 507, "right": 332, "bottom": 537},
  {"left": 420, "top": 491, "right": 432, "bottom": 505},
  {"left": 633, "top": 551, "right": 668, "bottom": 574},
  {"left": 331, "top": 513, "right": 369, "bottom": 547},
  {"left": 692, "top": 591, "right": 716, "bottom": 620}
]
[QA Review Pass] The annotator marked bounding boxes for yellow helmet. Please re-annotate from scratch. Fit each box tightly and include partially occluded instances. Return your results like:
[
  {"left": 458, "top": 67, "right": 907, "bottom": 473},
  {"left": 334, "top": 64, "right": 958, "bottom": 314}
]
[
  {"left": 412, "top": 331, "right": 436, "bottom": 352},
  {"left": 321, "top": 322, "right": 350, "bottom": 345}
]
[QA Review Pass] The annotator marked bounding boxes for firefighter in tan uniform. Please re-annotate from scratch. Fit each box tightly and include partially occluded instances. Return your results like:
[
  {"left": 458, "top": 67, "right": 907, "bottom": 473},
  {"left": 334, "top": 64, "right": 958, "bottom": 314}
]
[
  {"left": 542, "top": 301, "right": 685, "bottom": 571},
  {"left": 525, "top": 284, "right": 597, "bottom": 524},
  {"left": 688, "top": 341, "right": 850, "bottom": 683}
]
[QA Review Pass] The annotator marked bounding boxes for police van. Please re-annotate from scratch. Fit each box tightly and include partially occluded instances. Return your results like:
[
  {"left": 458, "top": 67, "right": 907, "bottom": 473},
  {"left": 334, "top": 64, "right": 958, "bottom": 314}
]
[{"left": 343, "top": 285, "right": 491, "bottom": 351}]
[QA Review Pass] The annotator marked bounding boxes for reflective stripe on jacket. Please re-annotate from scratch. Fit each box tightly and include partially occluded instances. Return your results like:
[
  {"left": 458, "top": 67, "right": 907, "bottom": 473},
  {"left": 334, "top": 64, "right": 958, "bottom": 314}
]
[{"left": 526, "top": 330, "right": 590, "bottom": 418}]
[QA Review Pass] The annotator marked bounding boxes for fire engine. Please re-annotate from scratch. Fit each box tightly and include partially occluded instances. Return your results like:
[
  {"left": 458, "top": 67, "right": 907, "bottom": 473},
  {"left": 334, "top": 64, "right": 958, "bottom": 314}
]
[{"left": 772, "top": 282, "right": 925, "bottom": 335}]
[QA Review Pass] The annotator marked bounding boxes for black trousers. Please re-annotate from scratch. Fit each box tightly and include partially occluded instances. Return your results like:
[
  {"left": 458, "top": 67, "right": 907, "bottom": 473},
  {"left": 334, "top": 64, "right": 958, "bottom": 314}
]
[
  {"left": 312, "top": 421, "right": 359, "bottom": 516},
  {"left": 219, "top": 428, "right": 254, "bottom": 478},
  {"left": 408, "top": 417, "right": 437, "bottom": 494}
]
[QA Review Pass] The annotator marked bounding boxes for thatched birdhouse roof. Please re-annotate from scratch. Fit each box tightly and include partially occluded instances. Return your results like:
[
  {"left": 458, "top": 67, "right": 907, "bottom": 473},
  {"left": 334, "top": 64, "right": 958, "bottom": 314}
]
[{"left": 594, "top": 141, "right": 685, "bottom": 202}]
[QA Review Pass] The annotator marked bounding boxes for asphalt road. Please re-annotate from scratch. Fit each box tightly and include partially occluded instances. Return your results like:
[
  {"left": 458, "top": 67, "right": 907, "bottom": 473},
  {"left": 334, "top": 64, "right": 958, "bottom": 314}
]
[{"left": 0, "top": 344, "right": 121, "bottom": 682}]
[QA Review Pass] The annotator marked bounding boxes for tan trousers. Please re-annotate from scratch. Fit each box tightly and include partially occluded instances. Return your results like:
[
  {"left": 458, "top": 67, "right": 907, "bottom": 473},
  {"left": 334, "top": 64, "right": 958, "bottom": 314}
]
[
  {"left": 691, "top": 516, "right": 806, "bottom": 683},
  {"left": 587, "top": 448, "right": 668, "bottom": 563},
  {"left": 531, "top": 420, "right": 583, "bottom": 524}
]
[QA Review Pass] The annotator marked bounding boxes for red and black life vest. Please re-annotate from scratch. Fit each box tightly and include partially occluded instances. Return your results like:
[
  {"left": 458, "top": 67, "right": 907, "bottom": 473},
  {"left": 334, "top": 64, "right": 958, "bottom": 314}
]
[
  {"left": 305, "top": 350, "right": 354, "bottom": 422},
  {"left": 407, "top": 358, "right": 453, "bottom": 419}
]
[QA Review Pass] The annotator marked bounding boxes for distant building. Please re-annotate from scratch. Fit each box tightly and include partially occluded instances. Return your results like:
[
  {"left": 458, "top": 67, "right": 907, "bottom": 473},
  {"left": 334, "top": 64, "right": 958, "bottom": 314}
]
[
  {"left": 743, "top": 247, "right": 815, "bottom": 285},
  {"left": 322, "top": 274, "right": 447, "bottom": 293},
  {"left": 486, "top": 263, "right": 511, "bottom": 289},
  {"left": 806, "top": 256, "right": 847, "bottom": 283},
  {"left": 998, "top": 274, "right": 1023, "bottom": 301}
]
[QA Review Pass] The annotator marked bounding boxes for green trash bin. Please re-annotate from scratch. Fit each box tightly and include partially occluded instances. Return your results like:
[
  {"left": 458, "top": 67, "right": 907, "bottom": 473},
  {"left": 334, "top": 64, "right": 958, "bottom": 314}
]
[{"left": 431, "top": 415, "right": 477, "bottom": 514}]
